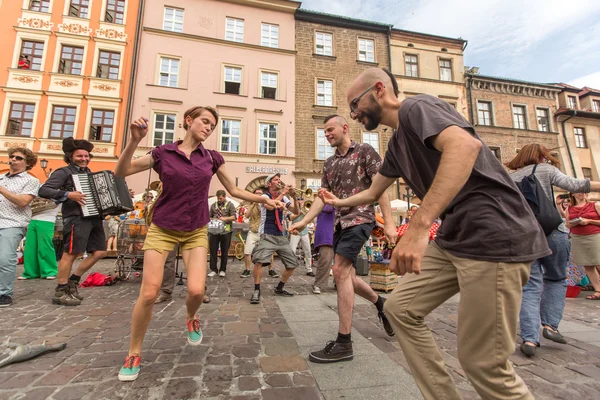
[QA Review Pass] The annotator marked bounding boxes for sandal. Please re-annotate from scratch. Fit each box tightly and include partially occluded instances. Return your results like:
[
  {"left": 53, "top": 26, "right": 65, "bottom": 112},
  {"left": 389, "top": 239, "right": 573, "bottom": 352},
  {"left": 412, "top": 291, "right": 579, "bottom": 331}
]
[
  {"left": 581, "top": 285, "right": 595, "bottom": 291},
  {"left": 585, "top": 292, "right": 600, "bottom": 300}
]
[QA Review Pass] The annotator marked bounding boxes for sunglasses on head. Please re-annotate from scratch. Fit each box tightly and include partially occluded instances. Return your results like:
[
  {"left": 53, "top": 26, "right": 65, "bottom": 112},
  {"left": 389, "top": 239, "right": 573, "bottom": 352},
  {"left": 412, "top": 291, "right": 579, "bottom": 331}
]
[{"left": 9, "top": 155, "right": 24, "bottom": 161}]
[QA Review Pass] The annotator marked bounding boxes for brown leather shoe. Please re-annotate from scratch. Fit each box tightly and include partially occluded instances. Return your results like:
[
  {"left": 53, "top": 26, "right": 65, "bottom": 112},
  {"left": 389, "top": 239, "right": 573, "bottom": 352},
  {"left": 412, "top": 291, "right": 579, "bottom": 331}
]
[{"left": 154, "top": 293, "right": 172, "bottom": 304}]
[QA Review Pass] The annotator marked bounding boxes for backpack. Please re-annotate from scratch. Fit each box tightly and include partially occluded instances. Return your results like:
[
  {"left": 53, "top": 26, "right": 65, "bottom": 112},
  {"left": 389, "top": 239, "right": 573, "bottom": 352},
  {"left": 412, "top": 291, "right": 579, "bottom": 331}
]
[{"left": 515, "top": 164, "right": 562, "bottom": 236}]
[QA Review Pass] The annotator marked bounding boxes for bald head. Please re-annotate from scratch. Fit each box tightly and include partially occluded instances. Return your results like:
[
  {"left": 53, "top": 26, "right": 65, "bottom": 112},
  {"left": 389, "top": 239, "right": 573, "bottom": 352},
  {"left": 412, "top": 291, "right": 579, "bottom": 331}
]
[{"left": 348, "top": 68, "right": 399, "bottom": 102}]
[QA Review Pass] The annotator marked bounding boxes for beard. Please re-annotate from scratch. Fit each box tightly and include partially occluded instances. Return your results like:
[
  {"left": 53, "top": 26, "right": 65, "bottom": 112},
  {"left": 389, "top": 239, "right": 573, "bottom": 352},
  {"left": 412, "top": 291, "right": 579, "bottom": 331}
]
[{"left": 359, "top": 99, "right": 383, "bottom": 131}]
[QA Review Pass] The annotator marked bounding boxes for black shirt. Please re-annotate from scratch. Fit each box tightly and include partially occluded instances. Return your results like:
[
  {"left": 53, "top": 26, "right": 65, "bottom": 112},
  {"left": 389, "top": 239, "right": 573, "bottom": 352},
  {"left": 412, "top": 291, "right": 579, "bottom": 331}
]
[
  {"left": 379, "top": 95, "right": 550, "bottom": 262},
  {"left": 38, "top": 164, "right": 93, "bottom": 218}
]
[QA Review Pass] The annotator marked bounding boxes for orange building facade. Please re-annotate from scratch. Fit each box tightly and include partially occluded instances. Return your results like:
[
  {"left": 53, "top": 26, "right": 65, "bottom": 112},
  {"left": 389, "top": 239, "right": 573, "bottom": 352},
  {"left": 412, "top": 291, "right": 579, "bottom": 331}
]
[{"left": 0, "top": 0, "right": 140, "bottom": 181}]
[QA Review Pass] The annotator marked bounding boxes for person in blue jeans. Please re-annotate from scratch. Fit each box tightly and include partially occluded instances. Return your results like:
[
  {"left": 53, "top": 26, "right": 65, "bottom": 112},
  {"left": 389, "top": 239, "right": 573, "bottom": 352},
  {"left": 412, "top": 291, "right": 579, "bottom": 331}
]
[{"left": 507, "top": 144, "right": 600, "bottom": 357}]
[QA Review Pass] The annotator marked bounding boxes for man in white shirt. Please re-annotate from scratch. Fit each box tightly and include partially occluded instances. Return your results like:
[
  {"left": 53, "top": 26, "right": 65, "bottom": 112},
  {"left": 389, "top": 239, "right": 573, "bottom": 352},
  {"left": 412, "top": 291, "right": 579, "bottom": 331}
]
[{"left": 0, "top": 148, "right": 40, "bottom": 307}]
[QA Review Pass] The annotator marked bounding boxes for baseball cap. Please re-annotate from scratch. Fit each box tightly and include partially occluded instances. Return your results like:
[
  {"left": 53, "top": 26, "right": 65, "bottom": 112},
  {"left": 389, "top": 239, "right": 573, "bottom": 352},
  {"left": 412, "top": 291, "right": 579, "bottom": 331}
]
[{"left": 265, "top": 173, "right": 281, "bottom": 185}]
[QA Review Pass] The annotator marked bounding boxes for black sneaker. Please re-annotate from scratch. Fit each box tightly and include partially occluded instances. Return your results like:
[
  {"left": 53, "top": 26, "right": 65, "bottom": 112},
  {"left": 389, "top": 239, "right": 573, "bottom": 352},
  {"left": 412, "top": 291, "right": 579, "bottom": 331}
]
[
  {"left": 377, "top": 298, "right": 395, "bottom": 337},
  {"left": 240, "top": 269, "right": 251, "bottom": 278},
  {"left": 274, "top": 288, "right": 294, "bottom": 296},
  {"left": 268, "top": 269, "right": 279, "bottom": 278},
  {"left": 309, "top": 341, "right": 353, "bottom": 363},
  {"left": 0, "top": 295, "right": 13, "bottom": 307},
  {"left": 250, "top": 290, "right": 260, "bottom": 304},
  {"left": 52, "top": 286, "right": 81, "bottom": 306},
  {"left": 306, "top": 271, "right": 316, "bottom": 277}
]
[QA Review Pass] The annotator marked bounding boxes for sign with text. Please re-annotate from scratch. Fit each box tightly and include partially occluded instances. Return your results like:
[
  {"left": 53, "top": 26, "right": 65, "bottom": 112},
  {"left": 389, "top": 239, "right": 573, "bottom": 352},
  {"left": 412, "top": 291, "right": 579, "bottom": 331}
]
[{"left": 246, "top": 166, "right": 289, "bottom": 175}]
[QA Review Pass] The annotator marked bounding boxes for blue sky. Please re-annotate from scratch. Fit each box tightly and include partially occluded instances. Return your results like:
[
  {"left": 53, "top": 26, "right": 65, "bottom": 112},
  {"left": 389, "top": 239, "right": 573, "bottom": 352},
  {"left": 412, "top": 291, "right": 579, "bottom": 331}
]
[{"left": 300, "top": 0, "right": 600, "bottom": 89}]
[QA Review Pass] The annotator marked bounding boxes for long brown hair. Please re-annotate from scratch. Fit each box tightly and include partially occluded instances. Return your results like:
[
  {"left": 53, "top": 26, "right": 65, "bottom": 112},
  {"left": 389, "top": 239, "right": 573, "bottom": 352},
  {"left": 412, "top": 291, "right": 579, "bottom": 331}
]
[
  {"left": 505, "top": 144, "right": 560, "bottom": 170},
  {"left": 183, "top": 106, "right": 219, "bottom": 130}
]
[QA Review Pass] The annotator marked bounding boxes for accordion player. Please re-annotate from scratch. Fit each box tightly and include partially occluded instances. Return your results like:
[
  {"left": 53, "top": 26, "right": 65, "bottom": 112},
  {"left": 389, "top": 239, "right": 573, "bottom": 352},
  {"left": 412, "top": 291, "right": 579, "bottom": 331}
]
[{"left": 72, "top": 171, "right": 134, "bottom": 218}]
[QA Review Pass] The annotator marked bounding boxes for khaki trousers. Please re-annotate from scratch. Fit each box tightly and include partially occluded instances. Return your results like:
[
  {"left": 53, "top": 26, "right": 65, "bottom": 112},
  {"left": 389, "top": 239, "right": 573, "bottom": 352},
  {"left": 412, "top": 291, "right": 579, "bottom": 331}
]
[
  {"left": 383, "top": 243, "right": 534, "bottom": 400},
  {"left": 314, "top": 246, "right": 333, "bottom": 289}
]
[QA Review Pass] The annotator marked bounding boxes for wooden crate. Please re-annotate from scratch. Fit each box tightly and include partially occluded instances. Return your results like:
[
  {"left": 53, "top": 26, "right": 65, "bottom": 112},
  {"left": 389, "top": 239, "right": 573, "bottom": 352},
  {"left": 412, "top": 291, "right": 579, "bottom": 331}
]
[{"left": 369, "top": 262, "right": 398, "bottom": 293}]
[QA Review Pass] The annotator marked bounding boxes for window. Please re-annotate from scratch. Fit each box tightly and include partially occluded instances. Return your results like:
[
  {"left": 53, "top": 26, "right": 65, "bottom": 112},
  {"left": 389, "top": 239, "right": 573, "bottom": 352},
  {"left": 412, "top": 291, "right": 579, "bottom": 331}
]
[
  {"left": 224, "top": 66, "right": 241, "bottom": 94},
  {"left": 225, "top": 18, "right": 244, "bottom": 43},
  {"left": 477, "top": 101, "right": 492, "bottom": 126},
  {"left": 315, "top": 32, "right": 332, "bottom": 56},
  {"left": 259, "top": 123, "right": 277, "bottom": 155},
  {"left": 489, "top": 146, "right": 501, "bottom": 161},
  {"left": 567, "top": 95, "right": 577, "bottom": 109},
  {"left": 97, "top": 50, "right": 120, "bottom": 79},
  {"left": 6, "top": 102, "right": 35, "bottom": 137},
  {"left": 316, "top": 128, "right": 334, "bottom": 160},
  {"left": 439, "top": 59, "right": 452, "bottom": 81},
  {"left": 260, "top": 72, "right": 277, "bottom": 99},
  {"left": 68, "top": 0, "right": 89, "bottom": 18},
  {"left": 363, "top": 132, "right": 379, "bottom": 152},
  {"left": 19, "top": 40, "right": 44, "bottom": 71},
  {"left": 317, "top": 79, "right": 333, "bottom": 106},
  {"left": 405, "top": 54, "right": 418, "bottom": 77},
  {"left": 358, "top": 39, "right": 375, "bottom": 63},
  {"left": 220, "top": 119, "right": 240, "bottom": 152},
  {"left": 29, "top": 0, "right": 50, "bottom": 12},
  {"left": 512, "top": 105, "right": 527, "bottom": 129},
  {"left": 159, "top": 57, "right": 179, "bottom": 87},
  {"left": 261, "top": 23, "right": 279, "bottom": 48},
  {"left": 90, "top": 109, "right": 114, "bottom": 142},
  {"left": 153, "top": 113, "right": 176, "bottom": 146},
  {"left": 58, "top": 45, "right": 84, "bottom": 75},
  {"left": 536, "top": 108, "right": 550, "bottom": 132},
  {"left": 163, "top": 7, "right": 183, "bottom": 33},
  {"left": 574, "top": 127, "right": 587, "bottom": 148},
  {"left": 105, "top": 0, "right": 125, "bottom": 24},
  {"left": 593, "top": 100, "right": 600, "bottom": 113},
  {"left": 582, "top": 168, "right": 593, "bottom": 180},
  {"left": 49, "top": 106, "right": 76, "bottom": 138}
]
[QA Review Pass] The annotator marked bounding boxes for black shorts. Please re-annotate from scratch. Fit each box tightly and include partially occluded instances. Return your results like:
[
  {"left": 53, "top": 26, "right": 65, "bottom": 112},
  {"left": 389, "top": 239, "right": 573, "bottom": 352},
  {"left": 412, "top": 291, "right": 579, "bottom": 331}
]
[
  {"left": 63, "top": 216, "right": 106, "bottom": 255},
  {"left": 333, "top": 223, "right": 374, "bottom": 267}
]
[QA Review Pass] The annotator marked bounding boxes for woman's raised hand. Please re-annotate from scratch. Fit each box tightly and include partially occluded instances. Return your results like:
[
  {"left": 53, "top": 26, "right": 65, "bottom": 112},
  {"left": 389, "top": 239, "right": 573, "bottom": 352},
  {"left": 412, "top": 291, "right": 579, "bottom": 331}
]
[{"left": 130, "top": 117, "right": 149, "bottom": 142}]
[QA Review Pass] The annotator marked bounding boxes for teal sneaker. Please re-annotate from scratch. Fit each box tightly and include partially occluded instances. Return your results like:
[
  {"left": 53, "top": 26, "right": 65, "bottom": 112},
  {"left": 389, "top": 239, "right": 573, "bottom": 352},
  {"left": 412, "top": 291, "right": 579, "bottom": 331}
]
[
  {"left": 186, "top": 316, "right": 203, "bottom": 345},
  {"left": 118, "top": 354, "right": 141, "bottom": 382}
]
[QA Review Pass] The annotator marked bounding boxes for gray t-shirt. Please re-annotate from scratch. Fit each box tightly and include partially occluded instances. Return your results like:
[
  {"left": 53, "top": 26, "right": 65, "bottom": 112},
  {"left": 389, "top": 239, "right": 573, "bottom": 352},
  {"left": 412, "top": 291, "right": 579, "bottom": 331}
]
[{"left": 379, "top": 94, "right": 550, "bottom": 263}]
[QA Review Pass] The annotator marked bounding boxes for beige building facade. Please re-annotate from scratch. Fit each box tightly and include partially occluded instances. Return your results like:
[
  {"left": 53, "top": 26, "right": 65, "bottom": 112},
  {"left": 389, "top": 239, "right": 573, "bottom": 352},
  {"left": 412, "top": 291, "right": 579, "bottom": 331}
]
[{"left": 555, "top": 84, "right": 600, "bottom": 180}]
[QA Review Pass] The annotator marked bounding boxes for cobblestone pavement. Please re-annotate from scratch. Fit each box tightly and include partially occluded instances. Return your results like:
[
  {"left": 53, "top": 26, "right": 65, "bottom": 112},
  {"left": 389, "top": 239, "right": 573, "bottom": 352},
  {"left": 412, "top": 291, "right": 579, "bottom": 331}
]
[{"left": 1, "top": 257, "right": 599, "bottom": 399}]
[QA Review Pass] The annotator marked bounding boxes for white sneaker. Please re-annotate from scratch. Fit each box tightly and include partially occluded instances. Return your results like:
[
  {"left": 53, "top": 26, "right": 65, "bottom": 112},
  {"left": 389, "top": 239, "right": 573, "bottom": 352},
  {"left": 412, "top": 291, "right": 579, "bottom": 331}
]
[
  {"left": 329, "top": 269, "right": 333, "bottom": 276},
  {"left": 45, "top": 276, "right": 56, "bottom": 280},
  {"left": 312, "top": 286, "right": 321, "bottom": 294},
  {"left": 207, "top": 271, "right": 217, "bottom": 277},
  {"left": 219, "top": 271, "right": 226, "bottom": 277}
]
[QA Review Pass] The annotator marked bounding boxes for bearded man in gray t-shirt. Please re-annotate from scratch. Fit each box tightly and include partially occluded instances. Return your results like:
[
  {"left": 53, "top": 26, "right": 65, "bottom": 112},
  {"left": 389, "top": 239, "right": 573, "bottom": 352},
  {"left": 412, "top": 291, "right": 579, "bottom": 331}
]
[{"left": 320, "top": 68, "right": 548, "bottom": 400}]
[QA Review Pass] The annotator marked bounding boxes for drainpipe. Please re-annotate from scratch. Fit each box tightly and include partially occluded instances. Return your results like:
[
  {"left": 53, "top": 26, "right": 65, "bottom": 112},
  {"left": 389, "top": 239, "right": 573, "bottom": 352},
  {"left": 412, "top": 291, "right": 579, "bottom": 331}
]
[
  {"left": 559, "top": 112, "right": 578, "bottom": 177},
  {"left": 122, "top": 0, "right": 145, "bottom": 152},
  {"left": 387, "top": 26, "right": 392, "bottom": 72},
  {"left": 466, "top": 73, "right": 474, "bottom": 124}
]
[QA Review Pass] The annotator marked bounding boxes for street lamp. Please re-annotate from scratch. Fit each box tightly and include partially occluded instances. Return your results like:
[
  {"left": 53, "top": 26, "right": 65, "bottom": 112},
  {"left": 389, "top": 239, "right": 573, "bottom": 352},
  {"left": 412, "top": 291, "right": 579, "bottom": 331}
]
[
  {"left": 300, "top": 178, "right": 307, "bottom": 190},
  {"left": 402, "top": 186, "right": 416, "bottom": 210},
  {"left": 40, "top": 158, "right": 52, "bottom": 177}
]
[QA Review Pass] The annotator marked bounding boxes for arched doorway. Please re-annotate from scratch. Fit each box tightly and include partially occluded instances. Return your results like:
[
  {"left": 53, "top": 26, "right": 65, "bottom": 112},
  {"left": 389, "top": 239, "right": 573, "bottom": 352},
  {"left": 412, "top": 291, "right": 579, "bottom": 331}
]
[{"left": 245, "top": 176, "right": 268, "bottom": 192}]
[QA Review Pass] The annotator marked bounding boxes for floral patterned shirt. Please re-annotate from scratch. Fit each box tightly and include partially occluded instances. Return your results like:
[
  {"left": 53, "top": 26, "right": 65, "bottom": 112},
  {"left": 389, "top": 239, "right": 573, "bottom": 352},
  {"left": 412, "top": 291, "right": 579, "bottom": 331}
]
[{"left": 322, "top": 141, "right": 382, "bottom": 230}]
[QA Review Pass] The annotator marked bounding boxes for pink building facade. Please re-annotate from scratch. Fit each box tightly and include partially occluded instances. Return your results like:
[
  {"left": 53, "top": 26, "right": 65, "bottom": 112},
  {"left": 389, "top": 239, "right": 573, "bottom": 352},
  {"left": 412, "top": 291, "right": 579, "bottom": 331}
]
[{"left": 127, "top": 0, "right": 299, "bottom": 195}]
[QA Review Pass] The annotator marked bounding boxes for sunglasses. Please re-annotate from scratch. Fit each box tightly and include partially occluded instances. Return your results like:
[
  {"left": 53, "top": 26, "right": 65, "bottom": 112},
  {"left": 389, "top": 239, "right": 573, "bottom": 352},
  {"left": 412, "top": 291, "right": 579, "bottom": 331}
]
[
  {"left": 9, "top": 155, "right": 24, "bottom": 161},
  {"left": 350, "top": 84, "right": 377, "bottom": 118}
]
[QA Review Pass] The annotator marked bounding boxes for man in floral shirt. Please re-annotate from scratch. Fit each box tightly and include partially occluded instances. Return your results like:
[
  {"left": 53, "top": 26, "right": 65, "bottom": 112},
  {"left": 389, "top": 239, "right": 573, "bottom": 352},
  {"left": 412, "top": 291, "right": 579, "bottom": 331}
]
[{"left": 290, "top": 115, "right": 397, "bottom": 364}]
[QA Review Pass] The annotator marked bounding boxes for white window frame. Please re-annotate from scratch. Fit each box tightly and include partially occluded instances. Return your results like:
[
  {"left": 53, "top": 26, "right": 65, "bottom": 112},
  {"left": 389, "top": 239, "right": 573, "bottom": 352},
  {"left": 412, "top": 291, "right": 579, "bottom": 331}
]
[
  {"left": 536, "top": 107, "right": 550, "bottom": 132},
  {"left": 477, "top": 101, "right": 493, "bottom": 126},
  {"left": 405, "top": 54, "right": 418, "bottom": 77},
  {"left": 439, "top": 59, "right": 452, "bottom": 81},
  {"left": 220, "top": 119, "right": 241, "bottom": 153},
  {"left": 260, "top": 71, "right": 278, "bottom": 99},
  {"left": 225, "top": 17, "right": 244, "bottom": 43},
  {"left": 0, "top": 92, "right": 42, "bottom": 138},
  {"left": 163, "top": 7, "right": 184, "bottom": 33},
  {"left": 512, "top": 104, "right": 527, "bottom": 129},
  {"left": 317, "top": 79, "right": 333, "bottom": 106},
  {"left": 158, "top": 57, "right": 179, "bottom": 87},
  {"left": 592, "top": 99, "right": 600, "bottom": 113},
  {"left": 316, "top": 128, "right": 334, "bottom": 160},
  {"left": 223, "top": 65, "right": 242, "bottom": 95},
  {"left": 261, "top": 23, "right": 279, "bottom": 48},
  {"left": 315, "top": 31, "right": 332, "bottom": 56},
  {"left": 258, "top": 122, "right": 277, "bottom": 155},
  {"left": 362, "top": 131, "right": 379, "bottom": 153},
  {"left": 358, "top": 38, "right": 375, "bottom": 63},
  {"left": 567, "top": 96, "right": 577, "bottom": 109},
  {"left": 152, "top": 112, "right": 176, "bottom": 146},
  {"left": 574, "top": 127, "right": 587, "bottom": 148}
]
